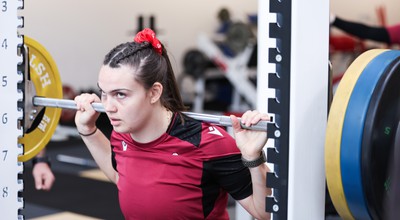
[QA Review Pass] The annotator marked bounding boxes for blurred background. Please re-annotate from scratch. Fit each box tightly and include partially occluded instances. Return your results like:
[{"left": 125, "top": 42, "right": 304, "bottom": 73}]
[{"left": 17, "top": 0, "right": 400, "bottom": 219}]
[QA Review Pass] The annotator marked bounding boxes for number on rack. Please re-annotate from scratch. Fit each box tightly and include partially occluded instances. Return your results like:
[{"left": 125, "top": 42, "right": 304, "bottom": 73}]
[
  {"left": 1, "top": 38, "right": 7, "bottom": 50},
  {"left": 1, "top": 1, "right": 6, "bottom": 12},
  {"left": 2, "top": 150, "right": 7, "bottom": 161},
  {"left": 1, "top": 76, "right": 6, "bottom": 87},
  {"left": 2, "top": 113, "right": 7, "bottom": 124},
  {"left": 2, "top": 187, "right": 8, "bottom": 198}
]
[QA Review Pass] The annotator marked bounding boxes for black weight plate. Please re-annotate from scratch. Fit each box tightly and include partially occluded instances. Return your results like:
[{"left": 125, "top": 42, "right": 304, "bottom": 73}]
[
  {"left": 362, "top": 55, "right": 400, "bottom": 219},
  {"left": 385, "top": 121, "right": 400, "bottom": 219},
  {"left": 183, "top": 49, "right": 209, "bottom": 78}
]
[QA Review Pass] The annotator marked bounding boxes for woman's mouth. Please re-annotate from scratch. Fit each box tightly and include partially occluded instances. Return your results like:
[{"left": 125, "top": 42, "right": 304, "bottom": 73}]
[{"left": 109, "top": 118, "right": 121, "bottom": 126}]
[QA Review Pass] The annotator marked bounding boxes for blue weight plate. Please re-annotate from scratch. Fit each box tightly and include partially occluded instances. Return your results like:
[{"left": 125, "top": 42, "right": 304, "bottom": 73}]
[
  {"left": 326, "top": 49, "right": 385, "bottom": 220},
  {"left": 341, "top": 50, "right": 400, "bottom": 220},
  {"left": 361, "top": 56, "right": 400, "bottom": 219}
]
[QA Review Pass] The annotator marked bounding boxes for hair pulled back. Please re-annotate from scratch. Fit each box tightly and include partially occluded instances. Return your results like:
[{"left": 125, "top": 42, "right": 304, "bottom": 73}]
[{"left": 103, "top": 40, "right": 186, "bottom": 113}]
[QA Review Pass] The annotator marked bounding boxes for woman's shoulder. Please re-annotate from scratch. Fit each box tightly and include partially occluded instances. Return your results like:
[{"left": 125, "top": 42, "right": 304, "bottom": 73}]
[{"left": 169, "top": 113, "right": 236, "bottom": 149}]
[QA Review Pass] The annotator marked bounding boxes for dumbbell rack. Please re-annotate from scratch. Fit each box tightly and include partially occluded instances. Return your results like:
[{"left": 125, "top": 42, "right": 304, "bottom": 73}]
[{"left": 0, "top": 0, "right": 24, "bottom": 219}]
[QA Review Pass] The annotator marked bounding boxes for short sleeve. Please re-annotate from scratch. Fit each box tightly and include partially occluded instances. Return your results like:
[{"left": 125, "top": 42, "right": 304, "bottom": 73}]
[{"left": 204, "top": 154, "right": 253, "bottom": 200}]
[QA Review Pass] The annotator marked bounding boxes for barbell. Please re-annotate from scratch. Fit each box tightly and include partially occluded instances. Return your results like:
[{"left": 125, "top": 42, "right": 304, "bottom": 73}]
[
  {"left": 32, "top": 96, "right": 269, "bottom": 131},
  {"left": 18, "top": 36, "right": 269, "bottom": 162}
]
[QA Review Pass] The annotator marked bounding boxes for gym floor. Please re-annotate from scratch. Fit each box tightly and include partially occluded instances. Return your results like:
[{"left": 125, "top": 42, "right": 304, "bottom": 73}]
[{"left": 21, "top": 125, "right": 237, "bottom": 220}]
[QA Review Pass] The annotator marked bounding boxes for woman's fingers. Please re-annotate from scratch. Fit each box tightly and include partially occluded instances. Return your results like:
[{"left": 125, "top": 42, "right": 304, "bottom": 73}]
[{"left": 240, "top": 110, "right": 270, "bottom": 127}]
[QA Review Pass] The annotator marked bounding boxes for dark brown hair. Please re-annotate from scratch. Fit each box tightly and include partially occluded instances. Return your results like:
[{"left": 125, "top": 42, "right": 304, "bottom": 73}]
[{"left": 103, "top": 41, "right": 186, "bottom": 113}]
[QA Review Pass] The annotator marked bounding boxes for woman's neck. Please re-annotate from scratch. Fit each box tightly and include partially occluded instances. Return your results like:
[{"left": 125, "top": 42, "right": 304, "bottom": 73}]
[{"left": 129, "top": 106, "right": 172, "bottom": 143}]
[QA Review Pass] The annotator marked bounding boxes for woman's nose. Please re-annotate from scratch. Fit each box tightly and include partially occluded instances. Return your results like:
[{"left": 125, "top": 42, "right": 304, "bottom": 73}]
[{"left": 103, "top": 98, "right": 117, "bottom": 112}]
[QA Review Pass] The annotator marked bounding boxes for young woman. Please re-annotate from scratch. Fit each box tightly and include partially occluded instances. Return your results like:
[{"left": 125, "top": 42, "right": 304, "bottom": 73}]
[{"left": 74, "top": 28, "right": 271, "bottom": 220}]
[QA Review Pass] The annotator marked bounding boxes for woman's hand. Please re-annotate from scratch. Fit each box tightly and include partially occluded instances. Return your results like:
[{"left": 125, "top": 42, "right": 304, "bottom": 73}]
[
  {"left": 230, "top": 110, "right": 270, "bottom": 160},
  {"left": 74, "top": 93, "right": 101, "bottom": 134}
]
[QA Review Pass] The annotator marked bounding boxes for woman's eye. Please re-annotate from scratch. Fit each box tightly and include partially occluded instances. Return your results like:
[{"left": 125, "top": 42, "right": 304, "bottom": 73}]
[{"left": 116, "top": 93, "right": 126, "bottom": 99}]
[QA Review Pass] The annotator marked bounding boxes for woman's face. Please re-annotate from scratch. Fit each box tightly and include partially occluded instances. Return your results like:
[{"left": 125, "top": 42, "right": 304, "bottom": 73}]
[{"left": 97, "top": 65, "right": 152, "bottom": 133}]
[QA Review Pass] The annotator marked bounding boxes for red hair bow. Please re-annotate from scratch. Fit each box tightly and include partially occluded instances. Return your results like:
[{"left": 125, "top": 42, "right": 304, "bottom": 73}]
[{"left": 134, "top": 28, "right": 162, "bottom": 55}]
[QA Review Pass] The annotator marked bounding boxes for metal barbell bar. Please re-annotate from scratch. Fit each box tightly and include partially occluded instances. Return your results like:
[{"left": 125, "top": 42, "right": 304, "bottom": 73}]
[{"left": 33, "top": 96, "right": 269, "bottom": 131}]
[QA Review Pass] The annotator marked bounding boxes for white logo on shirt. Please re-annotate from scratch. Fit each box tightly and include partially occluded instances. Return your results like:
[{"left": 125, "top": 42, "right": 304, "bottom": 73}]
[
  {"left": 122, "top": 141, "right": 128, "bottom": 151},
  {"left": 208, "top": 126, "right": 223, "bottom": 137}
]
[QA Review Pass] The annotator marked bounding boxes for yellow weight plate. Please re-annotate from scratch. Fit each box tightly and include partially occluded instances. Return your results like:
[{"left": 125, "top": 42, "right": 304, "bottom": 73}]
[
  {"left": 325, "top": 49, "right": 387, "bottom": 220},
  {"left": 18, "top": 36, "right": 63, "bottom": 162}
]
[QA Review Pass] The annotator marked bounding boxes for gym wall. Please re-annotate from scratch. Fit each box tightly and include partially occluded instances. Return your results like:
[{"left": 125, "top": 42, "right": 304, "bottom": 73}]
[
  {"left": 19, "top": 0, "right": 257, "bottom": 90},
  {"left": 19, "top": 0, "right": 400, "bottom": 91}
]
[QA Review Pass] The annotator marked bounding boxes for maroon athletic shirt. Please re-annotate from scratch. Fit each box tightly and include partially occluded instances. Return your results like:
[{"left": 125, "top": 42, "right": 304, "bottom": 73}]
[{"left": 110, "top": 113, "right": 253, "bottom": 220}]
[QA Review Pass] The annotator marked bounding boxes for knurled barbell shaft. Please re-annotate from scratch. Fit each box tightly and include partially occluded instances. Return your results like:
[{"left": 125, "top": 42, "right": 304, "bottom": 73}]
[
  {"left": 33, "top": 96, "right": 269, "bottom": 131},
  {"left": 34, "top": 96, "right": 106, "bottom": 112}
]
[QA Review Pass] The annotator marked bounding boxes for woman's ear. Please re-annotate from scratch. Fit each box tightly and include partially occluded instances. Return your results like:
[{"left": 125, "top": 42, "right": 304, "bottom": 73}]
[{"left": 149, "top": 82, "right": 163, "bottom": 104}]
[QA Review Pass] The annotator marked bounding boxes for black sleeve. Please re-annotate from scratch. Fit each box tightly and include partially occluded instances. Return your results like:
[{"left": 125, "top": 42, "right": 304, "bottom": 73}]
[
  {"left": 111, "top": 145, "right": 118, "bottom": 172},
  {"left": 206, "top": 154, "right": 253, "bottom": 200},
  {"left": 332, "top": 16, "right": 391, "bottom": 44}
]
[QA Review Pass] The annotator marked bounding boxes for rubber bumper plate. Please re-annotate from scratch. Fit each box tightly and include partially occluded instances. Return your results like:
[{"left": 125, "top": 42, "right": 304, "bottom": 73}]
[
  {"left": 361, "top": 53, "right": 400, "bottom": 219},
  {"left": 341, "top": 50, "right": 400, "bottom": 220},
  {"left": 325, "top": 49, "right": 387, "bottom": 220}
]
